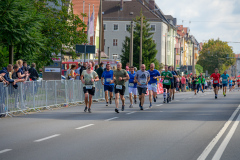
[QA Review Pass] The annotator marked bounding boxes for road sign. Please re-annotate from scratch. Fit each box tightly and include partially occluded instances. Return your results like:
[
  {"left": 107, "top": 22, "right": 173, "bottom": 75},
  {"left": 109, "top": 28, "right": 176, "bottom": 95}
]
[{"left": 76, "top": 45, "right": 96, "bottom": 54}]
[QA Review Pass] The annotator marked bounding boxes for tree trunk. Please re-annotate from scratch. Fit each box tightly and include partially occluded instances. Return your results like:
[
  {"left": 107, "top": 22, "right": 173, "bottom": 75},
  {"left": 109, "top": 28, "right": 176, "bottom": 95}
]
[{"left": 9, "top": 45, "right": 14, "bottom": 65}]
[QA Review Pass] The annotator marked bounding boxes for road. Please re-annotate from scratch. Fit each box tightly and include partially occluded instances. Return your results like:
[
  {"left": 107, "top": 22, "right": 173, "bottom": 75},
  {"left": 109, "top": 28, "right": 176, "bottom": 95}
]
[{"left": 0, "top": 90, "right": 240, "bottom": 160}]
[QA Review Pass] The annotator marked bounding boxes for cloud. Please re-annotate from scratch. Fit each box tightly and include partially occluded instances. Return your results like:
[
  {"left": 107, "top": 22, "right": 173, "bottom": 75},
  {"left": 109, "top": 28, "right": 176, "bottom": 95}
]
[{"left": 156, "top": 0, "right": 240, "bottom": 53}]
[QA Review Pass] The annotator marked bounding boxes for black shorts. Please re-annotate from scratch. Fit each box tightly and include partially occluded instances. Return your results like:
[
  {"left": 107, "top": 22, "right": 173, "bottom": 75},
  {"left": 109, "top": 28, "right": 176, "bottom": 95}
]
[
  {"left": 192, "top": 84, "right": 197, "bottom": 90},
  {"left": 137, "top": 87, "right": 147, "bottom": 95},
  {"left": 170, "top": 82, "right": 175, "bottom": 89},
  {"left": 114, "top": 85, "right": 126, "bottom": 95},
  {"left": 83, "top": 87, "right": 95, "bottom": 95},
  {"left": 220, "top": 84, "right": 223, "bottom": 88},
  {"left": 213, "top": 84, "right": 219, "bottom": 88},
  {"left": 163, "top": 84, "right": 170, "bottom": 90}
]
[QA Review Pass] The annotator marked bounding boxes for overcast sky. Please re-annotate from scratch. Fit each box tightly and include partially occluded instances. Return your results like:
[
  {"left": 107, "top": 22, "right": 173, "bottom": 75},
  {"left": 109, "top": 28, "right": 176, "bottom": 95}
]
[{"left": 156, "top": 0, "right": 240, "bottom": 54}]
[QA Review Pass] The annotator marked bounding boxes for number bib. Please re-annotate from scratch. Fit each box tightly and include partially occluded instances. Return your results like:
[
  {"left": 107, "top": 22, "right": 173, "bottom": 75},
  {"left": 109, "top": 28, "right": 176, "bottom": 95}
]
[
  {"left": 129, "top": 83, "right": 134, "bottom": 87},
  {"left": 106, "top": 78, "right": 111, "bottom": 82},
  {"left": 140, "top": 80, "right": 146, "bottom": 84},
  {"left": 223, "top": 79, "right": 227, "bottom": 82},
  {"left": 85, "top": 85, "right": 93, "bottom": 89},
  {"left": 164, "top": 80, "right": 169, "bottom": 83},
  {"left": 116, "top": 85, "right": 122, "bottom": 90},
  {"left": 151, "top": 83, "right": 156, "bottom": 87},
  {"left": 214, "top": 80, "right": 218, "bottom": 83}
]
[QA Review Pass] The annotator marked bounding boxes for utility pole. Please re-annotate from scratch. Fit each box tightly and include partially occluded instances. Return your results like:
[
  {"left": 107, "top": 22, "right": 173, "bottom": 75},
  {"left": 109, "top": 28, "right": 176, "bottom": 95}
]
[
  {"left": 139, "top": 14, "right": 143, "bottom": 67},
  {"left": 98, "top": 0, "right": 102, "bottom": 65},
  {"left": 165, "top": 34, "right": 167, "bottom": 66},
  {"left": 179, "top": 40, "right": 182, "bottom": 71},
  {"left": 129, "top": 21, "right": 134, "bottom": 66},
  {"left": 192, "top": 40, "right": 195, "bottom": 75}
]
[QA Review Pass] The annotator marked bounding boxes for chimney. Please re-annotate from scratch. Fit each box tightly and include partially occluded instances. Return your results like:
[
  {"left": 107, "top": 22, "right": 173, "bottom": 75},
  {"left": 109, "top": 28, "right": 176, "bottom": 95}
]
[
  {"left": 149, "top": 0, "right": 155, "bottom": 11},
  {"left": 120, "top": 0, "right": 123, "bottom": 11}
]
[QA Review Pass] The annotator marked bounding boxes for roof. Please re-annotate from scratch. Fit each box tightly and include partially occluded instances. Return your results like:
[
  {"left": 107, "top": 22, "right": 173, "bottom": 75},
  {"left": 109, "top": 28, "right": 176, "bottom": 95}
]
[
  {"left": 102, "top": 1, "right": 163, "bottom": 22},
  {"left": 72, "top": 0, "right": 100, "bottom": 31}
]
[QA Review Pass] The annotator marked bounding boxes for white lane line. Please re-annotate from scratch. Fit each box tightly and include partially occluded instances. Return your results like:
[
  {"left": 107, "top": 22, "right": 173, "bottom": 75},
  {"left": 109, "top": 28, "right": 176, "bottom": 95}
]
[
  {"left": 212, "top": 113, "right": 240, "bottom": 160},
  {"left": 105, "top": 117, "right": 119, "bottom": 121},
  {"left": 34, "top": 134, "right": 60, "bottom": 142},
  {"left": 0, "top": 149, "right": 12, "bottom": 154},
  {"left": 197, "top": 105, "right": 240, "bottom": 160},
  {"left": 75, "top": 124, "right": 94, "bottom": 130},
  {"left": 126, "top": 112, "right": 135, "bottom": 115},
  {"left": 156, "top": 104, "right": 163, "bottom": 106}
]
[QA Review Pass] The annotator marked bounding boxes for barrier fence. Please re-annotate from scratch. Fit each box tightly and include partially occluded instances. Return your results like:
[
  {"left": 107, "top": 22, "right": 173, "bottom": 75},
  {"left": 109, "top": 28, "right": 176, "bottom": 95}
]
[{"left": 0, "top": 80, "right": 164, "bottom": 117}]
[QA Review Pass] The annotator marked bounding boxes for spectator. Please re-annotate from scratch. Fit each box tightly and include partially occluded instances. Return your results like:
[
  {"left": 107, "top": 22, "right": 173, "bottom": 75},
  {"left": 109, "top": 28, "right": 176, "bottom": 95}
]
[
  {"left": 68, "top": 64, "right": 79, "bottom": 80},
  {"left": 181, "top": 75, "right": 186, "bottom": 92},
  {"left": 13, "top": 64, "right": 29, "bottom": 81},
  {"left": 134, "top": 67, "right": 137, "bottom": 72},
  {"left": 80, "top": 62, "right": 87, "bottom": 76},
  {"left": 0, "top": 64, "right": 22, "bottom": 88},
  {"left": 75, "top": 63, "right": 81, "bottom": 80},
  {"left": 96, "top": 62, "right": 104, "bottom": 78},
  {"left": 22, "top": 61, "right": 29, "bottom": 72},
  {"left": 28, "top": 63, "right": 39, "bottom": 81},
  {"left": 126, "top": 66, "right": 130, "bottom": 73}
]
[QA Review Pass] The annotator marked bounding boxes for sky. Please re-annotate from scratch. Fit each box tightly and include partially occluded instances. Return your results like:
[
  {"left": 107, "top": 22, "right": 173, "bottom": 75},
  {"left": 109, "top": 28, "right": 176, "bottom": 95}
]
[{"left": 156, "top": 0, "right": 240, "bottom": 54}]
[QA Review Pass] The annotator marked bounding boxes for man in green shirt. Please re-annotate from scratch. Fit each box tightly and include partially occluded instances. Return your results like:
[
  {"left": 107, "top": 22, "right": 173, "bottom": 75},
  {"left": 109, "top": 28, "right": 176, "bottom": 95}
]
[
  {"left": 197, "top": 73, "right": 204, "bottom": 93},
  {"left": 110, "top": 63, "right": 129, "bottom": 113},
  {"left": 161, "top": 65, "right": 173, "bottom": 103}
]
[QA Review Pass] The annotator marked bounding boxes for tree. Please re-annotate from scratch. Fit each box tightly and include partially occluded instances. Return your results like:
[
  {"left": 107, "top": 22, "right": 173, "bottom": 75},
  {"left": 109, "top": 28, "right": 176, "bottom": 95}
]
[
  {"left": 195, "top": 64, "right": 203, "bottom": 75},
  {"left": 197, "top": 39, "right": 235, "bottom": 74},
  {"left": 121, "top": 14, "right": 159, "bottom": 70}
]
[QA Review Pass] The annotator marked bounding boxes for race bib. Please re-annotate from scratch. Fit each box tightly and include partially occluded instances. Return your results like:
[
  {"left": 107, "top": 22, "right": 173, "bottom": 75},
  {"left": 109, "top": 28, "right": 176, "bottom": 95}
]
[
  {"left": 116, "top": 85, "right": 122, "bottom": 90},
  {"left": 106, "top": 78, "right": 111, "bottom": 82},
  {"left": 164, "top": 80, "right": 169, "bottom": 83},
  {"left": 151, "top": 83, "right": 156, "bottom": 87},
  {"left": 85, "top": 85, "right": 93, "bottom": 89},
  {"left": 214, "top": 81, "right": 218, "bottom": 83},
  {"left": 129, "top": 83, "right": 134, "bottom": 87},
  {"left": 223, "top": 79, "right": 227, "bottom": 82},
  {"left": 140, "top": 80, "right": 146, "bottom": 84}
]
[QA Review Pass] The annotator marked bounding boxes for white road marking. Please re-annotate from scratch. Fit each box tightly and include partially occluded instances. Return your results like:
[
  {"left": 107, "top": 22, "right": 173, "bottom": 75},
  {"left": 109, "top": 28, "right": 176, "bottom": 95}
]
[
  {"left": 0, "top": 149, "right": 12, "bottom": 154},
  {"left": 212, "top": 112, "right": 240, "bottom": 160},
  {"left": 144, "top": 108, "right": 149, "bottom": 110},
  {"left": 34, "top": 134, "right": 60, "bottom": 142},
  {"left": 75, "top": 124, "right": 94, "bottom": 130},
  {"left": 126, "top": 112, "right": 135, "bottom": 115},
  {"left": 156, "top": 104, "right": 163, "bottom": 106},
  {"left": 197, "top": 105, "right": 240, "bottom": 160},
  {"left": 105, "top": 117, "right": 119, "bottom": 121}
]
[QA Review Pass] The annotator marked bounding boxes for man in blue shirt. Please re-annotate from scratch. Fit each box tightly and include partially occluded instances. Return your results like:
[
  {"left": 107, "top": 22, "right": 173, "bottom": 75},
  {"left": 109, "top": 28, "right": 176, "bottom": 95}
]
[
  {"left": 128, "top": 66, "right": 137, "bottom": 108},
  {"left": 168, "top": 66, "right": 177, "bottom": 102},
  {"left": 101, "top": 63, "right": 114, "bottom": 106},
  {"left": 221, "top": 71, "right": 229, "bottom": 97},
  {"left": 147, "top": 63, "right": 160, "bottom": 108}
]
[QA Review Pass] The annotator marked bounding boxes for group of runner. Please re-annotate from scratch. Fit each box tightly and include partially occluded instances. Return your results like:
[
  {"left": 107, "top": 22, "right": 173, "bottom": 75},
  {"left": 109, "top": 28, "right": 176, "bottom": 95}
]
[{"left": 80, "top": 62, "right": 235, "bottom": 113}]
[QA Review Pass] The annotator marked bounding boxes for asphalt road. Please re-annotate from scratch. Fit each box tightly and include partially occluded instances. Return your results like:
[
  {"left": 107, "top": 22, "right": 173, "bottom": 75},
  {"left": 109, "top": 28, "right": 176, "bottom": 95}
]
[{"left": 0, "top": 89, "right": 240, "bottom": 160}]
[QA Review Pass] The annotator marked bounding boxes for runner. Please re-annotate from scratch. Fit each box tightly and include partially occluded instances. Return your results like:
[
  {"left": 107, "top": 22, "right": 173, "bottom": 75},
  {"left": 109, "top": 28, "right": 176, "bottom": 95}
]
[
  {"left": 81, "top": 62, "right": 99, "bottom": 113},
  {"left": 229, "top": 78, "right": 232, "bottom": 92},
  {"left": 221, "top": 71, "right": 229, "bottom": 97},
  {"left": 110, "top": 63, "right": 129, "bottom": 113},
  {"left": 192, "top": 74, "right": 198, "bottom": 95},
  {"left": 202, "top": 76, "right": 206, "bottom": 91},
  {"left": 147, "top": 63, "right": 160, "bottom": 108},
  {"left": 168, "top": 66, "right": 177, "bottom": 102},
  {"left": 101, "top": 63, "right": 114, "bottom": 106},
  {"left": 197, "top": 73, "right": 204, "bottom": 93},
  {"left": 219, "top": 77, "right": 223, "bottom": 90},
  {"left": 135, "top": 64, "right": 150, "bottom": 110},
  {"left": 210, "top": 68, "right": 221, "bottom": 99},
  {"left": 128, "top": 66, "right": 138, "bottom": 108},
  {"left": 232, "top": 78, "right": 236, "bottom": 91},
  {"left": 237, "top": 78, "right": 240, "bottom": 91},
  {"left": 161, "top": 65, "right": 173, "bottom": 103}
]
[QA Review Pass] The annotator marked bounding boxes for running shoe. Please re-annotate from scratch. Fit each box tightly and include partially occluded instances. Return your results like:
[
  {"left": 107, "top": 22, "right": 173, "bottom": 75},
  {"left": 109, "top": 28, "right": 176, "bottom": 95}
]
[
  {"left": 129, "top": 104, "right": 133, "bottom": 108},
  {"left": 84, "top": 106, "right": 87, "bottom": 112},
  {"left": 115, "top": 108, "right": 119, "bottom": 113},
  {"left": 110, "top": 99, "right": 112, "bottom": 104},
  {"left": 106, "top": 102, "right": 109, "bottom": 106},
  {"left": 122, "top": 105, "right": 125, "bottom": 111},
  {"left": 163, "top": 98, "right": 166, "bottom": 103},
  {"left": 139, "top": 102, "right": 141, "bottom": 108},
  {"left": 149, "top": 103, "right": 152, "bottom": 108},
  {"left": 140, "top": 106, "right": 143, "bottom": 110},
  {"left": 88, "top": 108, "right": 91, "bottom": 113},
  {"left": 134, "top": 99, "right": 137, "bottom": 104},
  {"left": 215, "top": 95, "right": 217, "bottom": 99},
  {"left": 154, "top": 97, "right": 156, "bottom": 102},
  {"left": 224, "top": 94, "right": 226, "bottom": 97}
]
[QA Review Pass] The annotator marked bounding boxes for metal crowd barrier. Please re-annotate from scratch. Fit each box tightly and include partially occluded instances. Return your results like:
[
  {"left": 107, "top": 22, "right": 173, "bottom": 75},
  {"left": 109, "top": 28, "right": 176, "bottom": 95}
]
[{"left": 0, "top": 80, "right": 130, "bottom": 117}]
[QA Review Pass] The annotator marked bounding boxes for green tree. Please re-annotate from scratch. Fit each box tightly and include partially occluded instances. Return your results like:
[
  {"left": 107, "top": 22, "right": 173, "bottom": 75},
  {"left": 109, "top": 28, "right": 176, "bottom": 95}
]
[
  {"left": 121, "top": 14, "right": 159, "bottom": 70},
  {"left": 195, "top": 64, "right": 203, "bottom": 75},
  {"left": 197, "top": 39, "right": 235, "bottom": 74}
]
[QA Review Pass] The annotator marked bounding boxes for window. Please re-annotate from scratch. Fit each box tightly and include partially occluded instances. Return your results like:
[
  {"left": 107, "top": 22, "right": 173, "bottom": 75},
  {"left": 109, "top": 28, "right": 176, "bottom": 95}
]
[
  {"left": 126, "top": 24, "right": 131, "bottom": 31},
  {"left": 150, "top": 25, "right": 156, "bottom": 32},
  {"left": 113, "top": 39, "right": 118, "bottom": 46},
  {"left": 113, "top": 24, "right": 118, "bottom": 31},
  {"left": 104, "top": 24, "right": 106, "bottom": 31}
]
